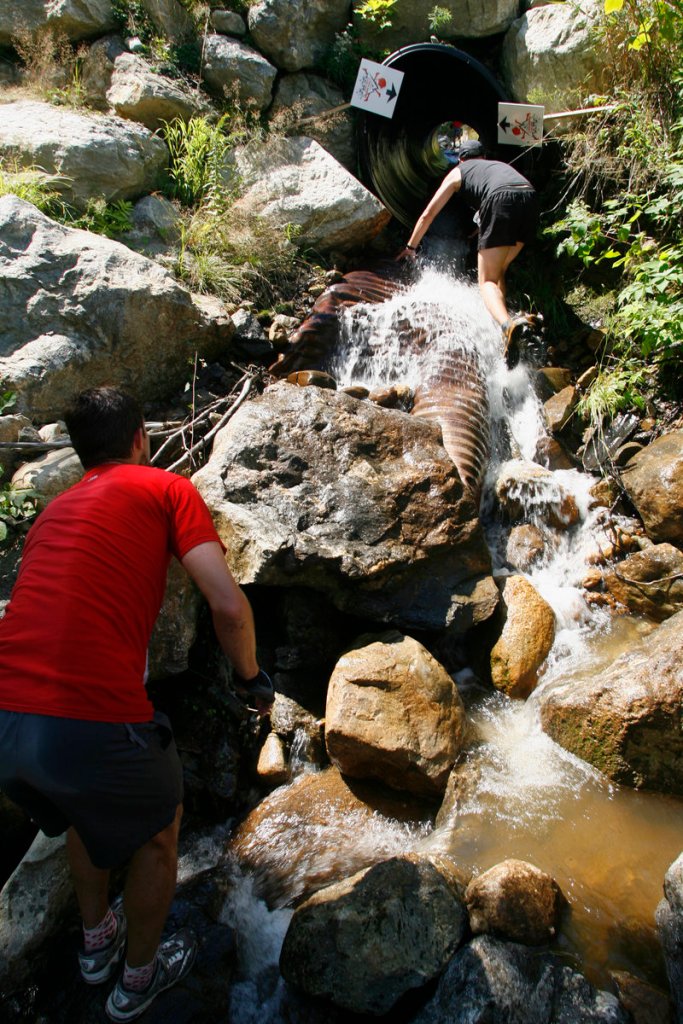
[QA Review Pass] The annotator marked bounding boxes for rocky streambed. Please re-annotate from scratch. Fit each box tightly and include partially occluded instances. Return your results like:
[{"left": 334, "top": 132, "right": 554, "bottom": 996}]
[{"left": 1, "top": 265, "right": 682, "bottom": 1024}]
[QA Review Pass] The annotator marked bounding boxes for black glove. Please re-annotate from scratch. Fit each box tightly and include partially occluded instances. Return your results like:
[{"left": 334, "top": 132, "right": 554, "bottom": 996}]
[{"left": 233, "top": 668, "right": 274, "bottom": 711}]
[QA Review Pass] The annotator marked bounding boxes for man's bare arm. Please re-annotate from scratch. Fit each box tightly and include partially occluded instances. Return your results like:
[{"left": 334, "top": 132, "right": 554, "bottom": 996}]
[
  {"left": 181, "top": 541, "right": 259, "bottom": 680},
  {"left": 402, "top": 167, "right": 463, "bottom": 255}
]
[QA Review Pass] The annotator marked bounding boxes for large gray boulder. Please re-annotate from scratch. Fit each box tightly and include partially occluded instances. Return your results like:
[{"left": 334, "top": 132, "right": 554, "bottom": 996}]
[
  {"left": 620, "top": 430, "right": 683, "bottom": 546},
  {"left": 0, "top": 197, "right": 232, "bottom": 419},
  {"left": 192, "top": 382, "right": 497, "bottom": 633},
  {"left": 11, "top": 447, "right": 83, "bottom": 508},
  {"left": 540, "top": 610, "right": 683, "bottom": 794},
  {"left": 354, "top": 0, "right": 520, "bottom": 49},
  {"left": 269, "top": 73, "right": 356, "bottom": 171},
  {"left": 106, "top": 53, "right": 205, "bottom": 130},
  {"left": 232, "top": 136, "right": 390, "bottom": 254},
  {"left": 0, "top": 833, "right": 71, "bottom": 989},
  {"left": 325, "top": 631, "right": 467, "bottom": 797},
  {"left": 656, "top": 852, "right": 683, "bottom": 1023},
  {"left": 502, "top": 0, "right": 605, "bottom": 110},
  {"left": 0, "top": 100, "right": 167, "bottom": 211},
  {"left": 201, "top": 34, "right": 277, "bottom": 109},
  {"left": 280, "top": 854, "right": 469, "bottom": 1015},
  {"left": 140, "top": 0, "right": 195, "bottom": 42},
  {"left": 248, "top": 0, "right": 349, "bottom": 72},
  {"left": 413, "top": 935, "right": 628, "bottom": 1024},
  {"left": 0, "top": 0, "right": 116, "bottom": 47}
]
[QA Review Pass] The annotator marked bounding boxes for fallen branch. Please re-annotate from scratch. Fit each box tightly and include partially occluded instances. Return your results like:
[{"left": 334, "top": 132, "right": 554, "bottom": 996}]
[
  {"left": 0, "top": 440, "right": 71, "bottom": 453},
  {"left": 612, "top": 567, "right": 683, "bottom": 588},
  {"left": 166, "top": 372, "right": 255, "bottom": 473}
]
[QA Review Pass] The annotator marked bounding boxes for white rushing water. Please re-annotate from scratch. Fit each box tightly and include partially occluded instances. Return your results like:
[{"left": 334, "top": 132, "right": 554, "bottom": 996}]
[{"left": 222, "top": 267, "right": 682, "bottom": 998}]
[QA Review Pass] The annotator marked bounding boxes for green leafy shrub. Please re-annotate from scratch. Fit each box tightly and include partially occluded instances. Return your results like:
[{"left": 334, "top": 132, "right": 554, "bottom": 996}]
[
  {"left": 577, "top": 361, "right": 651, "bottom": 422},
  {"left": 0, "top": 477, "right": 38, "bottom": 544},
  {"left": 175, "top": 205, "right": 306, "bottom": 307},
  {"left": 163, "top": 115, "right": 233, "bottom": 207},
  {"left": 543, "top": 0, "right": 683, "bottom": 412},
  {"left": 0, "top": 161, "right": 69, "bottom": 218},
  {"left": 70, "top": 198, "right": 135, "bottom": 238},
  {"left": 355, "top": 0, "right": 398, "bottom": 29},
  {"left": 428, "top": 6, "right": 453, "bottom": 35}
]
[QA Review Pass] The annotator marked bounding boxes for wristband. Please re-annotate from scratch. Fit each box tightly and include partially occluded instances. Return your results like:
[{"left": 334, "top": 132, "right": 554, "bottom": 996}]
[{"left": 405, "top": 243, "right": 417, "bottom": 251}]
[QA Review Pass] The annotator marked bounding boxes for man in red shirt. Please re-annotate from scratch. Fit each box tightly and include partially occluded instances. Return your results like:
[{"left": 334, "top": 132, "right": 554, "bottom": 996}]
[{"left": 0, "top": 387, "right": 273, "bottom": 1022}]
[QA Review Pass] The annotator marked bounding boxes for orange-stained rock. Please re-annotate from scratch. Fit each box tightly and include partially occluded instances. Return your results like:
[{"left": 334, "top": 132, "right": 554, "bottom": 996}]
[
  {"left": 325, "top": 631, "right": 466, "bottom": 797},
  {"left": 490, "top": 576, "right": 555, "bottom": 699}
]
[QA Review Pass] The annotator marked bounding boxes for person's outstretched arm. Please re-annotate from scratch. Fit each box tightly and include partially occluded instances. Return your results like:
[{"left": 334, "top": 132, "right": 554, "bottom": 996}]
[
  {"left": 181, "top": 541, "right": 259, "bottom": 680},
  {"left": 398, "top": 167, "right": 463, "bottom": 258}
]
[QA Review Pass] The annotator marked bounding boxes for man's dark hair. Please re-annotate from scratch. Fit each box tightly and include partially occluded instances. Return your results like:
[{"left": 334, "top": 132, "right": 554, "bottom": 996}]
[{"left": 64, "top": 387, "right": 144, "bottom": 469}]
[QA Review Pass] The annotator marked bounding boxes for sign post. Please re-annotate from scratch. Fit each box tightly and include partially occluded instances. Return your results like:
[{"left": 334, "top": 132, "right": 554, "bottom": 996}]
[{"left": 350, "top": 59, "right": 404, "bottom": 119}]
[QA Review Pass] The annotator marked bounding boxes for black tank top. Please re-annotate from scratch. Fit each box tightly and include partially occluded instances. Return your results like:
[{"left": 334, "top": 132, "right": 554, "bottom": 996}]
[{"left": 459, "top": 159, "right": 534, "bottom": 209}]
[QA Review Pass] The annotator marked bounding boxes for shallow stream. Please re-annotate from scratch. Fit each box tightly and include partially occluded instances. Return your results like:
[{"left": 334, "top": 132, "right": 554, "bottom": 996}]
[{"left": 220, "top": 268, "right": 683, "bottom": 1018}]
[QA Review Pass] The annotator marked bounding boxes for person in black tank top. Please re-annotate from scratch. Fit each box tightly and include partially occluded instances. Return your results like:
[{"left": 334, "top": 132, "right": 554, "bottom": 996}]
[{"left": 400, "top": 139, "right": 540, "bottom": 354}]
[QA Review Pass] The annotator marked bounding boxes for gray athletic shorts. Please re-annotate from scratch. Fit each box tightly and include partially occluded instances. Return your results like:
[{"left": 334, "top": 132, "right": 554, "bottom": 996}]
[
  {"left": 0, "top": 709, "right": 183, "bottom": 869},
  {"left": 478, "top": 187, "right": 539, "bottom": 250}
]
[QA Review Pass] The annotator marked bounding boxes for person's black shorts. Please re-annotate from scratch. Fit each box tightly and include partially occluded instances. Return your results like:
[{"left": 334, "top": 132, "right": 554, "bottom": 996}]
[
  {"left": 477, "top": 187, "right": 539, "bottom": 250},
  {"left": 0, "top": 709, "right": 183, "bottom": 869}
]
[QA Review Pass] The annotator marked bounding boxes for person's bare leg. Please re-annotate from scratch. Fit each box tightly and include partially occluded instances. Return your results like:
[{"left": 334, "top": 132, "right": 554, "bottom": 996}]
[
  {"left": 67, "top": 827, "right": 111, "bottom": 929},
  {"left": 478, "top": 244, "right": 524, "bottom": 325},
  {"left": 123, "top": 804, "right": 182, "bottom": 967}
]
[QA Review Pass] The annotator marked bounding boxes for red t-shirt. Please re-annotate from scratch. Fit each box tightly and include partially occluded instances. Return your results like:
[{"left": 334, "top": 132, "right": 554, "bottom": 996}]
[{"left": 0, "top": 463, "right": 222, "bottom": 723}]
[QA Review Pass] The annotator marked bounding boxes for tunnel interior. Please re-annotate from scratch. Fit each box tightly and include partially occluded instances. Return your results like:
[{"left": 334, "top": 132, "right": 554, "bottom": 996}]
[{"left": 358, "top": 43, "right": 531, "bottom": 236}]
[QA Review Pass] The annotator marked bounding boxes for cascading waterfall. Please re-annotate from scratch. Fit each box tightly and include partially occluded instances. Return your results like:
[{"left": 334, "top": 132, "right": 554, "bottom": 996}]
[{"left": 221, "top": 267, "right": 683, "bottom": 1007}]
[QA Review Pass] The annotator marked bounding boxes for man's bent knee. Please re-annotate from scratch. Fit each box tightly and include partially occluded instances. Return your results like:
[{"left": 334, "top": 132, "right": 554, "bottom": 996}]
[{"left": 138, "top": 804, "right": 182, "bottom": 857}]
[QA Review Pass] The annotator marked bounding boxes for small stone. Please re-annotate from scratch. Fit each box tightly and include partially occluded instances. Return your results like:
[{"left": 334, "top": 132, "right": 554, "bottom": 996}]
[
  {"left": 614, "top": 441, "right": 644, "bottom": 466},
  {"left": 576, "top": 365, "right": 599, "bottom": 390},
  {"left": 341, "top": 386, "right": 369, "bottom": 400},
  {"left": 582, "top": 568, "right": 603, "bottom": 590},
  {"left": 369, "top": 386, "right": 400, "bottom": 408},
  {"left": 256, "top": 732, "right": 289, "bottom": 786}
]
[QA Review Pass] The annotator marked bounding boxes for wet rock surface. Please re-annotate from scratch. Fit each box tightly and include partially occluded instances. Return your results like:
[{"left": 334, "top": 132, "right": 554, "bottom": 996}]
[
  {"left": 620, "top": 430, "right": 683, "bottom": 546},
  {"left": 495, "top": 459, "right": 580, "bottom": 530},
  {"left": 193, "top": 382, "right": 497, "bottom": 633},
  {"left": 229, "top": 766, "right": 434, "bottom": 908},
  {"left": 280, "top": 853, "right": 468, "bottom": 1015},
  {"left": 465, "top": 859, "right": 565, "bottom": 945},
  {"left": 412, "top": 934, "right": 629, "bottom": 1024},
  {"left": 539, "top": 610, "right": 683, "bottom": 793},
  {"left": 490, "top": 575, "right": 556, "bottom": 699},
  {"left": 602, "top": 543, "right": 683, "bottom": 622},
  {"left": 656, "top": 853, "right": 683, "bottom": 1024},
  {"left": 325, "top": 631, "right": 467, "bottom": 797}
]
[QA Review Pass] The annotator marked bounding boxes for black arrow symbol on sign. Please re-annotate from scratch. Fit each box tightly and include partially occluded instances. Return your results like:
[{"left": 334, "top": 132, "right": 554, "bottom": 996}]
[
  {"left": 386, "top": 84, "right": 397, "bottom": 102},
  {"left": 499, "top": 117, "right": 510, "bottom": 133}
]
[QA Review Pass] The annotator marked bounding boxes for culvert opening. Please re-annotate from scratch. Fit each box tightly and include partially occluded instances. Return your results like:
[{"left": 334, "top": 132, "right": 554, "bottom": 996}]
[{"left": 358, "top": 43, "right": 532, "bottom": 235}]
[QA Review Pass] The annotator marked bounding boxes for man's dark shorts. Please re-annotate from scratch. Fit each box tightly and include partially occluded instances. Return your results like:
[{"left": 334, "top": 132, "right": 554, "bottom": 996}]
[
  {"left": 0, "top": 710, "right": 183, "bottom": 869},
  {"left": 478, "top": 187, "right": 539, "bottom": 250}
]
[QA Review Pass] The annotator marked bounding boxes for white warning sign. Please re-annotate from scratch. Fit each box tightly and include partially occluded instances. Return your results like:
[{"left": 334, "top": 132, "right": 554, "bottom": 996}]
[
  {"left": 350, "top": 59, "right": 404, "bottom": 119},
  {"left": 497, "top": 103, "right": 545, "bottom": 147}
]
